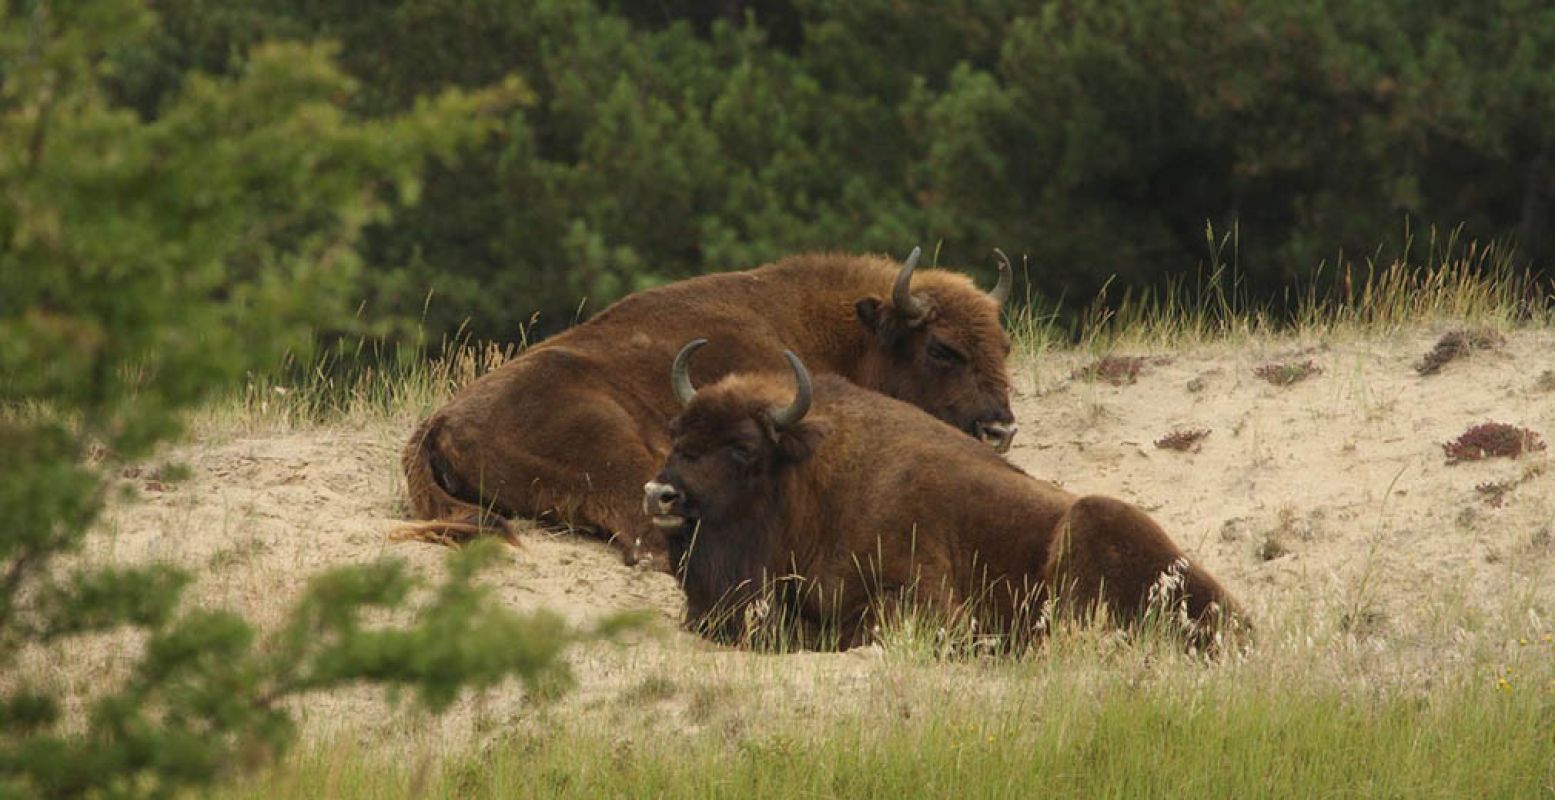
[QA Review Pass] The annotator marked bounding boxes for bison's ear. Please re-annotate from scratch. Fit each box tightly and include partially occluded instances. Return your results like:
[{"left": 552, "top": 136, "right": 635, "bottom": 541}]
[
  {"left": 855, "top": 296, "right": 918, "bottom": 348},
  {"left": 775, "top": 419, "right": 830, "bottom": 464},
  {"left": 855, "top": 296, "right": 887, "bottom": 333}
]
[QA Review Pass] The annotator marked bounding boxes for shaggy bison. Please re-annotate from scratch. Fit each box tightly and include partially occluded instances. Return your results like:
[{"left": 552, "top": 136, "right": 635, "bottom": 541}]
[
  {"left": 645, "top": 340, "right": 1248, "bottom": 649},
  {"left": 400, "top": 249, "right": 1017, "bottom": 567}
]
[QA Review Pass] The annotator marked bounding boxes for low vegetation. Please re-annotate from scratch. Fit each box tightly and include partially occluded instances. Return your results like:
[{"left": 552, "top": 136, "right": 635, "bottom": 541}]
[
  {"left": 1443, "top": 423, "right": 1547, "bottom": 464},
  {"left": 1253, "top": 359, "right": 1323, "bottom": 386},
  {"left": 1154, "top": 428, "right": 1211, "bottom": 452},
  {"left": 218, "top": 617, "right": 1555, "bottom": 798},
  {"left": 1414, "top": 327, "right": 1506, "bottom": 375},
  {"left": 1071, "top": 355, "right": 1152, "bottom": 385},
  {"left": 1476, "top": 463, "right": 1548, "bottom": 507}
]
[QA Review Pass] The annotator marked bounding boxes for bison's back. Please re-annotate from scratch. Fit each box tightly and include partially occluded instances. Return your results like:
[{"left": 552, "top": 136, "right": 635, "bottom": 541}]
[
  {"left": 806, "top": 375, "right": 1061, "bottom": 538},
  {"left": 449, "top": 255, "right": 907, "bottom": 416},
  {"left": 556, "top": 254, "right": 901, "bottom": 354}
]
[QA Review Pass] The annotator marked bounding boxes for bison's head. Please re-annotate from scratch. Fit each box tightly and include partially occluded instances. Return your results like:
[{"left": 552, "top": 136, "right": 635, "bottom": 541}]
[
  {"left": 644, "top": 340, "right": 828, "bottom": 640},
  {"left": 854, "top": 248, "right": 1017, "bottom": 452}
]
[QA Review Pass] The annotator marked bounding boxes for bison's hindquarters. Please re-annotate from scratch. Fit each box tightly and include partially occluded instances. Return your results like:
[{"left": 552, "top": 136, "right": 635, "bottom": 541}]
[
  {"left": 1043, "top": 495, "right": 1249, "bottom": 650},
  {"left": 396, "top": 351, "right": 676, "bottom": 566},
  {"left": 394, "top": 415, "right": 520, "bottom": 546}
]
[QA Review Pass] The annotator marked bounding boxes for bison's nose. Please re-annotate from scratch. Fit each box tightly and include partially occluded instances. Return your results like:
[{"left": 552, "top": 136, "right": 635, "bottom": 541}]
[
  {"left": 643, "top": 480, "right": 682, "bottom": 515},
  {"left": 977, "top": 419, "right": 1018, "bottom": 453}
]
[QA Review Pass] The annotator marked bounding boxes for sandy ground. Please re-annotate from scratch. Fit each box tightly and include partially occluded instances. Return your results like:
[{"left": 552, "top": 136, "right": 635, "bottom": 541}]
[{"left": 49, "top": 325, "right": 1555, "bottom": 747}]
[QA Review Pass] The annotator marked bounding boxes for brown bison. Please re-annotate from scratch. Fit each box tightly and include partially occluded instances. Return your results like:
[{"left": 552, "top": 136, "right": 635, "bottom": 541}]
[
  {"left": 645, "top": 341, "right": 1249, "bottom": 650},
  {"left": 400, "top": 249, "right": 1018, "bottom": 567}
]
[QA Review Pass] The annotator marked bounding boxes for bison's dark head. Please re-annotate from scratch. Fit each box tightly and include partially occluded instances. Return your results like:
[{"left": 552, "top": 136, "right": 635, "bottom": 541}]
[
  {"left": 853, "top": 248, "right": 1017, "bottom": 452},
  {"left": 644, "top": 340, "right": 828, "bottom": 641}
]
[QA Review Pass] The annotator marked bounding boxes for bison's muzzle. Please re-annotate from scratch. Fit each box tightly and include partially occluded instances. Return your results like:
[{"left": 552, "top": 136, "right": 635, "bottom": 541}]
[
  {"left": 977, "top": 421, "right": 1018, "bottom": 453},
  {"left": 643, "top": 480, "right": 691, "bottom": 530}
]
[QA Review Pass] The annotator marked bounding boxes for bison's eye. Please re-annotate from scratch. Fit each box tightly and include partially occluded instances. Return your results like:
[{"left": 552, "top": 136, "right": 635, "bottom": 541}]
[
  {"left": 727, "top": 441, "right": 757, "bottom": 464},
  {"left": 927, "top": 338, "right": 966, "bottom": 366}
]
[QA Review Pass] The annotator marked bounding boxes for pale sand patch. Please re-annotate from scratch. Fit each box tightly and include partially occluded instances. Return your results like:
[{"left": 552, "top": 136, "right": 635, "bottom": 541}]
[{"left": 37, "top": 325, "right": 1555, "bottom": 752}]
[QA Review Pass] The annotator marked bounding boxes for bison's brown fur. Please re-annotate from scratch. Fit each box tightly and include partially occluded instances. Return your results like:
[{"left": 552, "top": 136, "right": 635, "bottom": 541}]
[
  {"left": 647, "top": 350, "right": 1248, "bottom": 650},
  {"left": 399, "top": 251, "right": 1017, "bottom": 567}
]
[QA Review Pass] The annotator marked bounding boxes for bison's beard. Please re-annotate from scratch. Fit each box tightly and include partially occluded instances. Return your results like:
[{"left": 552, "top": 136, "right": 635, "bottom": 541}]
[{"left": 673, "top": 501, "right": 782, "bottom": 644}]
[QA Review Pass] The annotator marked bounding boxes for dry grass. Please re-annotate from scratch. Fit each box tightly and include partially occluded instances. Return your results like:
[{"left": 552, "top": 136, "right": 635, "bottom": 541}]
[
  {"left": 193, "top": 328, "right": 527, "bottom": 437},
  {"left": 1061, "top": 226, "right": 1550, "bottom": 352}
]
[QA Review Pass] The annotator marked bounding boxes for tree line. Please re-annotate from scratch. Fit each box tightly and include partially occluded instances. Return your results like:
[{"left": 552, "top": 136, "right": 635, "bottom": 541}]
[
  {"left": 118, "top": 0, "right": 1555, "bottom": 341},
  {"left": 111, "top": 1, "right": 1555, "bottom": 340}
]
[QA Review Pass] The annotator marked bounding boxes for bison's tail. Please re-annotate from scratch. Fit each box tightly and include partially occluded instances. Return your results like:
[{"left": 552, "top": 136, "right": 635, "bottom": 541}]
[
  {"left": 388, "top": 520, "right": 519, "bottom": 548},
  {"left": 395, "top": 415, "right": 519, "bottom": 547}
]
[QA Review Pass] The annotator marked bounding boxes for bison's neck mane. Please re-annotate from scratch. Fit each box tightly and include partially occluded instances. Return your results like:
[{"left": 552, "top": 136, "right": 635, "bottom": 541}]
[{"left": 677, "top": 468, "right": 814, "bottom": 637}]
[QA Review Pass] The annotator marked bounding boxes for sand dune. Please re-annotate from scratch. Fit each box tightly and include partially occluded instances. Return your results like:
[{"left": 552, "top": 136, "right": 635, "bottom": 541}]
[{"left": 67, "top": 325, "right": 1553, "bottom": 744}]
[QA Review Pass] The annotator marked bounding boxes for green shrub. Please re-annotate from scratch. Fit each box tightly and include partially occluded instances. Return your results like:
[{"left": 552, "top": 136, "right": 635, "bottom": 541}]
[{"left": 0, "top": 3, "right": 621, "bottom": 796}]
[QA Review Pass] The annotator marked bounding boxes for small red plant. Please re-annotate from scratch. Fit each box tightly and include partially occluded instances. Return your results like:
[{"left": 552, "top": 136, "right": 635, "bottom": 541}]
[{"left": 1443, "top": 423, "right": 1546, "bottom": 464}]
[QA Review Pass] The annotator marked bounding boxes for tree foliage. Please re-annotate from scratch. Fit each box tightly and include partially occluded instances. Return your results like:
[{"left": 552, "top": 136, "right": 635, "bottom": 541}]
[
  {"left": 0, "top": 3, "right": 621, "bottom": 796},
  {"left": 109, "top": 0, "right": 1555, "bottom": 340}
]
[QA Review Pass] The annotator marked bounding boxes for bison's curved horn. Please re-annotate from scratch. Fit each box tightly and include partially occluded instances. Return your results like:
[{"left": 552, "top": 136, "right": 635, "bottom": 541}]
[
  {"left": 768, "top": 350, "right": 813, "bottom": 430},
  {"left": 891, "top": 246, "right": 927, "bottom": 319},
  {"left": 671, "top": 338, "right": 708, "bottom": 407},
  {"left": 990, "top": 248, "right": 1014, "bottom": 306}
]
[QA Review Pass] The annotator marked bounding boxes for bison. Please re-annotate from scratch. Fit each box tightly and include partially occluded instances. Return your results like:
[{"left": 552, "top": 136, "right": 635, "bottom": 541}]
[
  {"left": 399, "top": 249, "right": 1018, "bottom": 568},
  {"left": 645, "top": 340, "right": 1249, "bottom": 650}
]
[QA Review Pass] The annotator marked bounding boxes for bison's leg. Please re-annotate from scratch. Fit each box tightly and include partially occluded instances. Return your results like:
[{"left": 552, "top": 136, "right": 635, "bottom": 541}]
[
  {"left": 812, "top": 542, "right": 961, "bottom": 651},
  {"left": 1043, "top": 495, "right": 1249, "bottom": 648}
]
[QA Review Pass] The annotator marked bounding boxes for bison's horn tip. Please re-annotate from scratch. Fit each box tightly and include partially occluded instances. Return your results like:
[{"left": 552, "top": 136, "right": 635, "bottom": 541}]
[
  {"left": 770, "top": 350, "right": 813, "bottom": 429},
  {"left": 990, "top": 248, "right": 1013, "bottom": 306},
  {"left": 893, "top": 246, "right": 927, "bottom": 319},
  {"left": 671, "top": 338, "right": 708, "bottom": 407}
]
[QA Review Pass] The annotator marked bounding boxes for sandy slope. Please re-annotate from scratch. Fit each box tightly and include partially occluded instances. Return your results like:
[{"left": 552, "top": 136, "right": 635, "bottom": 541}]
[
  {"left": 1017, "top": 329, "right": 1553, "bottom": 636},
  {"left": 63, "top": 325, "right": 1555, "bottom": 744}
]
